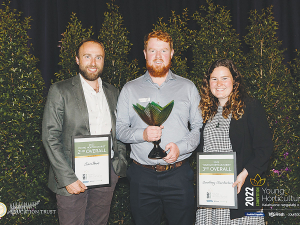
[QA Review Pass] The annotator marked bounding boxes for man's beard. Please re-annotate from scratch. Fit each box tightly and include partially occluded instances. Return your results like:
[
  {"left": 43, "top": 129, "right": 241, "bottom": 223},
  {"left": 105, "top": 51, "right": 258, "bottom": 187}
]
[
  {"left": 146, "top": 60, "right": 171, "bottom": 78},
  {"left": 79, "top": 65, "right": 103, "bottom": 81}
]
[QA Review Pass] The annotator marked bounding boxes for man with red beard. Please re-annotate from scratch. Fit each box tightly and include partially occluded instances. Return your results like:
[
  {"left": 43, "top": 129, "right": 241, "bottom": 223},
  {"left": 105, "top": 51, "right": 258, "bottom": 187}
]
[
  {"left": 116, "top": 31, "right": 202, "bottom": 225},
  {"left": 42, "top": 39, "right": 127, "bottom": 225}
]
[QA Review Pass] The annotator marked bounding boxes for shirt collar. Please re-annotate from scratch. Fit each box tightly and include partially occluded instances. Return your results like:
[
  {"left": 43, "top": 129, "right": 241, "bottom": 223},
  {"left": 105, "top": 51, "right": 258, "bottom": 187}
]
[{"left": 79, "top": 73, "right": 102, "bottom": 95}]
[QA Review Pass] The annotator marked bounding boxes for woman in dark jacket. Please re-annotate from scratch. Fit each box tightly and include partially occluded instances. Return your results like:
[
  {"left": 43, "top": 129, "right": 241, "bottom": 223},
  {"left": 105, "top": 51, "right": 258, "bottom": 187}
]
[{"left": 196, "top": 59, "right": 273, "bottom": 224}]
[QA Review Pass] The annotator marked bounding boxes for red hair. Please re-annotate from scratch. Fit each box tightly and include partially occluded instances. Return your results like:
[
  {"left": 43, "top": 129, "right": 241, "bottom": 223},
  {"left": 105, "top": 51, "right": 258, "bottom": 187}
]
[{"left": 144, "top": 30, "right": 173, "bottom": 50}]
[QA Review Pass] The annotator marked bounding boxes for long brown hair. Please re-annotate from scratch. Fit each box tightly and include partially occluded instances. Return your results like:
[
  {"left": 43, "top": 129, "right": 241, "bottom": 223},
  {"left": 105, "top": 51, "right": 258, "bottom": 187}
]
[{"left": 200, "top": 59, "right": 247, "bottom": 123}]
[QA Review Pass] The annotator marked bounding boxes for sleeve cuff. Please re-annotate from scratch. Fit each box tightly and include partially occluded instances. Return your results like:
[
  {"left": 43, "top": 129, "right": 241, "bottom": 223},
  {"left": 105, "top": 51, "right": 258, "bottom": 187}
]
[
  {"left": 133, "top": 128, "right": 145, "bottom": 142},
  {"left": 175, "top": 141, "right": 188, "bottom": 155}
]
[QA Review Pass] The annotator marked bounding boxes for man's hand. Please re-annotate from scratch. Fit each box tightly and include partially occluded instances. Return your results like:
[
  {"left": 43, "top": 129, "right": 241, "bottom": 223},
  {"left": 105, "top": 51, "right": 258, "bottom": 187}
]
[
  {"left": 163, "top": 142, "right": 180, "bottom": 164},
  {"left": 232, "top": 168, "right": 248, "bottom": 194},
  {"left": 143, "top": 125, "right": 164, "bottom": 142},
  {"left": 65, "top": 180, "right": 87, "bottom": 194}
]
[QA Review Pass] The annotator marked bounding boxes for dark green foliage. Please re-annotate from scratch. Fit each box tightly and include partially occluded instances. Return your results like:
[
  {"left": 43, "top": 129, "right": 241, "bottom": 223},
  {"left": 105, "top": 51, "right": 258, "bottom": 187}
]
[
  {"left": 97, "top": 3, "right": 141, "bottom": 220},
  {"left": 289, "top": 51, "right": 300, "bottom": 135},
  {"left": 55, "top": 13, "right": 93, "bottom": 82},
  {"left": 290, "top": 50, "right": 300, "bottom": 84},
  {"left": 242, "top": 7, "right": 300, "bottom": 224},
  {"left": 0, "top": 2, "right": 57, "bottom": 224},
  {"left": 153, "top": 9, "right": 190, "bottom": 79},
  {"left": 108, "top": 178, "right": 134, "bottom": 225},
  {"left": 99, "top": 2, "right": 139, "bottom": 224},
  {"left": 189, "top": 0, "right": 243, "bottom": 88},
  {"left": 98, "top": 2, "right": 139, "bottom": 90}
]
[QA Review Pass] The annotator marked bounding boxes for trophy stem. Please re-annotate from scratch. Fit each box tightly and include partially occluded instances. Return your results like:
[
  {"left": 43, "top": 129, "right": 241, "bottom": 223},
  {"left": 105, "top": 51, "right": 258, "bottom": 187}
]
[{"left": 148, "top": 140, "right": 167, "bottom": 159}]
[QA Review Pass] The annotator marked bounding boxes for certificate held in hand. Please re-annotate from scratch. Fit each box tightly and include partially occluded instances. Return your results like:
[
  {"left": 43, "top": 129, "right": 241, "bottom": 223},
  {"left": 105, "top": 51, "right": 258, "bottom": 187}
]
[
  {"left": 197, "top": 152, "right": 238, "bottom": 209},
  {"left": 72, "top": 134, "right": 111, "bottom": 188}
]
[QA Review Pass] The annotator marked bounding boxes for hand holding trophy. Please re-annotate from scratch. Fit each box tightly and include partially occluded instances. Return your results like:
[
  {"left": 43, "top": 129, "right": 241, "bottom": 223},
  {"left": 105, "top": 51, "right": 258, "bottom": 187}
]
[{"left": 133, "top": 100, "right": 174, "bottom": 159}]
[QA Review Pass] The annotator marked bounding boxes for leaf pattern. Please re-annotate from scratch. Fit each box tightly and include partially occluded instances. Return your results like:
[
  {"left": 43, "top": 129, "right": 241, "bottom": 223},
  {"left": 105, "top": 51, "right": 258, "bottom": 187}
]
[{"left": 133, "top": 100, "right": 174, "bottom": 126}]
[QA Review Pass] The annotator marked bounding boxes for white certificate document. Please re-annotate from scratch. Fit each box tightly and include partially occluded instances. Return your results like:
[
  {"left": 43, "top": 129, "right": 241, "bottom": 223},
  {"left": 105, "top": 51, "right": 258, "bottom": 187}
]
[
  {"left": 72, "top": 135, "right": 111, "bottom": 188},
  {"left": 197, "top": 152, "right": 237, "bottom": 209}
]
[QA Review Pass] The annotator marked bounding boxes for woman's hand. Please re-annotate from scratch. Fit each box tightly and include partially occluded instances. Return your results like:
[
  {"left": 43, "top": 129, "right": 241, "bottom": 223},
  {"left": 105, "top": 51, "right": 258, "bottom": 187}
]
[{"left": 232, "top": 168, "right": 248, "bottom": 194}]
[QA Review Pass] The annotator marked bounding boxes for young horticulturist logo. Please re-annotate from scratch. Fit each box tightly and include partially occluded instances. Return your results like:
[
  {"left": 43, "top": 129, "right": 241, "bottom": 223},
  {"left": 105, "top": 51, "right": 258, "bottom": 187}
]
[{"left": 250, "top": 174, "right": 266, "bottom": 186}]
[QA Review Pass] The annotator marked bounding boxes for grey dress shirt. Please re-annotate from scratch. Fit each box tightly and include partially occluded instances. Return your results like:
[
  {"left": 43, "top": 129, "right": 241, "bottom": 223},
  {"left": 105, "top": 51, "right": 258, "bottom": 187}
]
[{"left": 116, "top": 70, "right": 202, "bottom": 165}]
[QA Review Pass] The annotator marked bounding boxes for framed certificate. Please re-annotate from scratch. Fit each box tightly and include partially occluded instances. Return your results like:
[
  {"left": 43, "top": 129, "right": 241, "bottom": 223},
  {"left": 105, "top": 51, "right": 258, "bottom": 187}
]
[
  {"left": 197, "top": 152, "right": 237, "bottom": 209},
  {"left": 72, "top": 135, "right": 111, "bottom": 188}
]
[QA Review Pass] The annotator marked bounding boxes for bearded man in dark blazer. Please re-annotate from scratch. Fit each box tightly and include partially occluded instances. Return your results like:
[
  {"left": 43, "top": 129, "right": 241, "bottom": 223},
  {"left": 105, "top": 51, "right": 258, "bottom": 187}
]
[{"left": 42, "top": 39, "right": 127, "bottom": 225}]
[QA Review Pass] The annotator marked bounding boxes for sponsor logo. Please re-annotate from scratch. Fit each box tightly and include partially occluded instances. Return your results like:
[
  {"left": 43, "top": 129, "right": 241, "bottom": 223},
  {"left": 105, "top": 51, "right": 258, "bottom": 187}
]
[
  {"left": 0, "top": 202, "right": 7, "bottom": 217},
  {"left": 245, "top": 212, "right": 264, "bottom": 216},
  {"left": 268, "top": 212, "right": 285, "bottom": 217}
]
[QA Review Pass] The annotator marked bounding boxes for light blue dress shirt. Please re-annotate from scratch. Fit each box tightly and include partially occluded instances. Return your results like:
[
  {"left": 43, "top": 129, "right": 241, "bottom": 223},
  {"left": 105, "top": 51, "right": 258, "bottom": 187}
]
[{"left": 116, "top": 70, "right": 202, "bottom": 165}]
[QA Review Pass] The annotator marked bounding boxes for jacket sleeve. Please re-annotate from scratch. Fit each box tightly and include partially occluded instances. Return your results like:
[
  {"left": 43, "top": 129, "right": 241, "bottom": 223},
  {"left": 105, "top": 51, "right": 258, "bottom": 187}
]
[
  {"left": 42, "top": 84, "right": 78, "bottom": 188},
  {"left": 244, "top": 99, "right": 273, "bottom": 177},
  {"left": 112, "top": 139, "right": 127, "bottom": 177}
]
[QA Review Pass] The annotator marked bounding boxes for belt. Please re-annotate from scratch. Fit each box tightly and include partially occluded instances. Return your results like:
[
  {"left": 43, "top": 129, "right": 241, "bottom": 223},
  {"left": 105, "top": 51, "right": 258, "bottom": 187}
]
[{"left": 133, "top": 159, "right": 188, "bottom": 172}]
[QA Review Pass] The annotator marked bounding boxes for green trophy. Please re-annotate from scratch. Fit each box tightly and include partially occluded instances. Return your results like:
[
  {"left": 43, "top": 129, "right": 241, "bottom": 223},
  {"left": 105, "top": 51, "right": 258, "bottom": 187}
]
[{"left": 133, "top": 100, "right": 174, "bottom": 159}]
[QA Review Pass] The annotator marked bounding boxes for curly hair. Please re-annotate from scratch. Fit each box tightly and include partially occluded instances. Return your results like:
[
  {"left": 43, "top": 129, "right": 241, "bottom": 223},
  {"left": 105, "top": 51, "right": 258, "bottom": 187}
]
[
  {"left": 144, "top": 30, "right": 173, "bottom": 50},
  {"left": 200, "top": 59, "right": 247, "bottom": 123}
]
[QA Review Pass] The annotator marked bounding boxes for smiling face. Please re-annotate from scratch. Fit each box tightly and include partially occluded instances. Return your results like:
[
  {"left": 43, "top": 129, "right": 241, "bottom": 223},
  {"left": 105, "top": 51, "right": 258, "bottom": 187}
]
[
  {"left": 209, "top": 66, "right": 234, "bottom": 106},
  {"left": 143, "top": 38, "right": 174, "bottom": 78},
  {"left": 76, "top": 41, "right": 105, "bottom": 81}
]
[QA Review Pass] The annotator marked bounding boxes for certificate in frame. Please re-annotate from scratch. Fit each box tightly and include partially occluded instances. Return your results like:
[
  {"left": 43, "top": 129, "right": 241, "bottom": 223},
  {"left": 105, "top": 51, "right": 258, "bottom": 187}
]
[
  {"left": 197, "top": 152, "right": 237, "bottom": 209},
  {"left": 72, "top": 134, "right": 111, "bottom": 188}
]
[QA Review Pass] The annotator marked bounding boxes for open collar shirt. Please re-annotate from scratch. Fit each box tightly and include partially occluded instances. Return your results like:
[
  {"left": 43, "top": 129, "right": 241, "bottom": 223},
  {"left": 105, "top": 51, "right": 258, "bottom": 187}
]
[
  {"left": 116, "top": 70, "right": 202, "bottom": 165},
  {"left": 80, "top": 74, "right": 113, "bottom": 157}
]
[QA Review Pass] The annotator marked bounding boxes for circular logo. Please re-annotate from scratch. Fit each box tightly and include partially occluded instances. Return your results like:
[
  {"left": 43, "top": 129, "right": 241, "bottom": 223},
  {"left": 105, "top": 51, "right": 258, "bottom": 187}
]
[{"left": 0, "top": 202, "right": 7, "bottom": 217}]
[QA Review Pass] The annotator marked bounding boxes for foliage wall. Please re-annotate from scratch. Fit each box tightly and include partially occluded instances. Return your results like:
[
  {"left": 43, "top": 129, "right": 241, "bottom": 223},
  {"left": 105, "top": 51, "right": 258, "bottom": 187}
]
[
  {"left": 54, "top": 3, "right": 139, "bottom": 89},
  {"left": 98, "top": 3, "right": 139, "bottom": 90},
  {"left": 1, "top": 0, "right": 299, "bottom": 224},
  {"left": 241, "top": 7, "right": 300, "bottom": 224},
  {"left": 0, "top": 3, "right": 57, "bottom": 224},
  {"left": 54, "top": 13, "right": 93, "bottom": 82}
]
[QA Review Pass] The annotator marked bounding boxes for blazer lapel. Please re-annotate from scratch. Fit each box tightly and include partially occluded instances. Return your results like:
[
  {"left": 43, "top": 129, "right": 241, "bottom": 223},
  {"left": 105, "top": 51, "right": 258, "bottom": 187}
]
[{"left": 72, "top": 75, "right": 90, "bottom": 133}]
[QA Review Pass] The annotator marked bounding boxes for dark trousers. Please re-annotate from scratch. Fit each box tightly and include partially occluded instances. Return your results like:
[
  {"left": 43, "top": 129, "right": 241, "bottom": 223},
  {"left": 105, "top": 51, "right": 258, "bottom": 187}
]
[
  {"left": 56, "top": 167, "right": 118, "bottom": 225},
  {"left": 127, "top": 161, "right": 195, "bottom": 225}
]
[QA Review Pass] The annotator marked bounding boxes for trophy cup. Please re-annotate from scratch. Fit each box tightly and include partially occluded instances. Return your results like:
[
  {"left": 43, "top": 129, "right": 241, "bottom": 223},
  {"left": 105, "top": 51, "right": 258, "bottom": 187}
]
[{"left": 133, "top": 100, "right": 174, "bottom": 159}]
